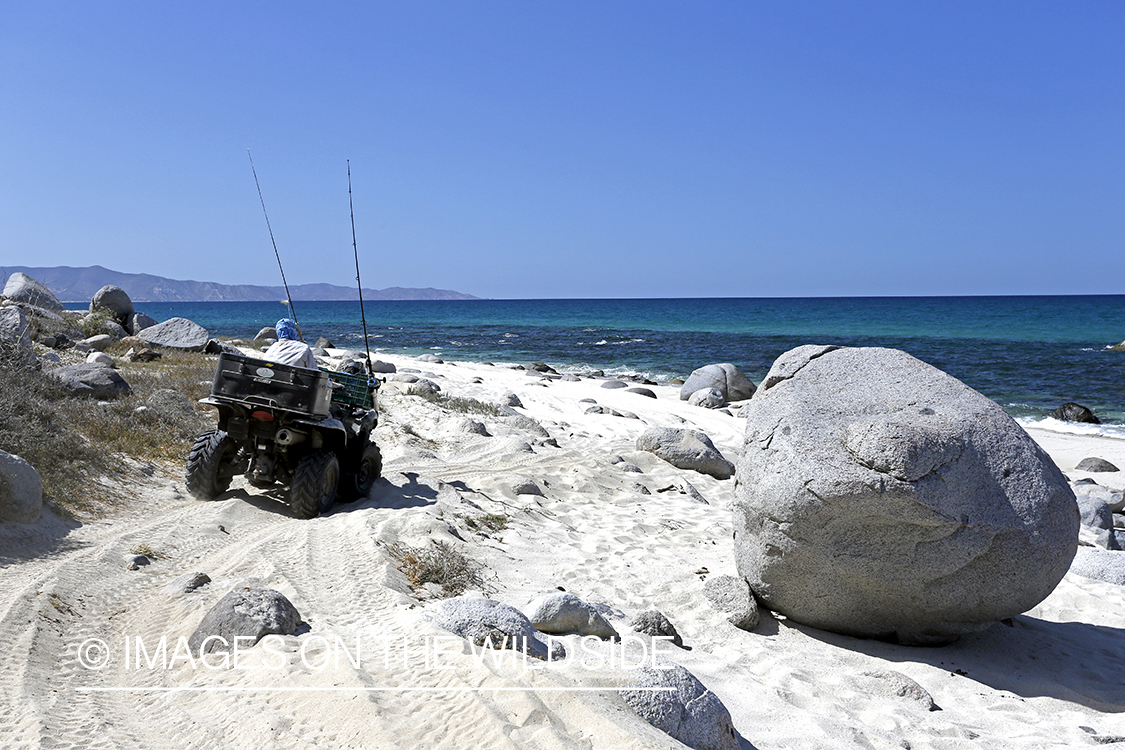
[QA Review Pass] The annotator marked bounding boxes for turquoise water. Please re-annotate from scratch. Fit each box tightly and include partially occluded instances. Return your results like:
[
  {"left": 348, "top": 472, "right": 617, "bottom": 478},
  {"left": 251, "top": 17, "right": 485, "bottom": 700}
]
[{"left": 76, "top": 296, "right": 1125, "bottom": 425}]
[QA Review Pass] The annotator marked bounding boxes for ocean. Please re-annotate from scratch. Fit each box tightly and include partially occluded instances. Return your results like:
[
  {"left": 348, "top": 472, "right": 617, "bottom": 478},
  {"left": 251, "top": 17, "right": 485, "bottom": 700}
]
[{"left": 75, "top": 296, "right": 1125, "bottom": 434}]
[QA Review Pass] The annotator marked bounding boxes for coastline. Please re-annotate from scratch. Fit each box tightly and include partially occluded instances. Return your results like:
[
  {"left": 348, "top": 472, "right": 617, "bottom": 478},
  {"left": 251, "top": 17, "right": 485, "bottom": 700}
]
[{"left": 2, "top": 348, "right": 1124, "bottom": 748}]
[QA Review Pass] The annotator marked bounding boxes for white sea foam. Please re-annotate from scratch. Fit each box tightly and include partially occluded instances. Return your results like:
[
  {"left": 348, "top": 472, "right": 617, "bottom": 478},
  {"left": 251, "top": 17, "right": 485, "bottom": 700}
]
[{"left": 1016, "top": 416, "right": 1125, "bottom": 440}]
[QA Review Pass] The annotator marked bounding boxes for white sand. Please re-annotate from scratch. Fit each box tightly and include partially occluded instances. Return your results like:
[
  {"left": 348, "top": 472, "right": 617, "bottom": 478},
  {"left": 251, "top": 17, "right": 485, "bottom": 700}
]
[{"left": 2, "top": 352, "right": 1125, "bottom": 749}]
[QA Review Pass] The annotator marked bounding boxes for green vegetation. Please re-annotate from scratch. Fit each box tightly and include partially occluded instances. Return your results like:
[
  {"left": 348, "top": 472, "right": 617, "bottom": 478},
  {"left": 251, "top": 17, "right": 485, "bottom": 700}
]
[{"left": 76, "top": 309, "right": 118, "bottom": 338}]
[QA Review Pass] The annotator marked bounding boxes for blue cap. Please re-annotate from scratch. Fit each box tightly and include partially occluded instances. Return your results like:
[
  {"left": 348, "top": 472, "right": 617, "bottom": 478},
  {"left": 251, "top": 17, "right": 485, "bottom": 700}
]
[{"left": 275, "top": 318, "right": 299, "bottom": 340}]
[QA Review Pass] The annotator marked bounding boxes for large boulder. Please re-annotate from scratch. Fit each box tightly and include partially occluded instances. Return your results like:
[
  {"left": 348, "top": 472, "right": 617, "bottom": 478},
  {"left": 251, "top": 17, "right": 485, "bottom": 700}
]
[
  {"left": 636, "top": 428, "right": 734, "bottom": 480},
  {"left": 0, "top": 307, "right": 37, "bottom": 368},
  {"left": 49, "top": 363, "right": 131, "bottom": 399},
  {"left": 680, "top": 363, "right": 756, "bottom": 402},
  {"left": 137, "top": 317, "right": 210, "bottom": 352},
  {"left": 1050, "top": 402, "right": 1100, "bottom": 424},
  {"left": 0, "top": 450, "right": 43, "bottom": 524},
  {"left": 619, "top": 662, "right": 740, "bottom": 750},
  {"left": 187, "top": 588, "right": 303, "bottom": 654},
  {"left": 3, "top": 273, "right": 65, "bottom": 313},
  {"left": 90, "top": 285, "right": 134, "bottom": 324},
  {"left": 688, "top": 387, "right": 725, "bottom": 409},
  {"left": 734, "top": 345, "right": 1079, "bottom": 645}
]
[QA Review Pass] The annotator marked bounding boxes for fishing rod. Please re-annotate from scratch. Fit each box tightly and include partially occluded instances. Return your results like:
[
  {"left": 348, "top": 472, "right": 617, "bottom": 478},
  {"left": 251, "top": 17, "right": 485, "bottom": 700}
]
[
  {"left": 347, "top": 160, "right": 374, "bottom": 377},
  {"left": 247, "top": 148, "right": 302, "bottom": 341}
]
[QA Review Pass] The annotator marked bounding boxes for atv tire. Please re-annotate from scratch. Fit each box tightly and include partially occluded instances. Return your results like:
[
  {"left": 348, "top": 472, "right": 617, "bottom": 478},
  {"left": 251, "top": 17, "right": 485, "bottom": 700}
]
[
  {"left": 290, "top": 449, "right": 340, "bottom": 519},
  {"left": 185, "top": 430, "right": 239, "bottom": 500},
  {"left": 342, "top": 443, "right": 382, "bottom": 500}
]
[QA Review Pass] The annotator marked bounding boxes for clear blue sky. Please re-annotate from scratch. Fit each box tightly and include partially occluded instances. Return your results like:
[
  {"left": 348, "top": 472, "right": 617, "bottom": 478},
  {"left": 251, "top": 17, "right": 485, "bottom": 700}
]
[{"left": 1, "top": 2, "right": 1122, "bottom": 299}]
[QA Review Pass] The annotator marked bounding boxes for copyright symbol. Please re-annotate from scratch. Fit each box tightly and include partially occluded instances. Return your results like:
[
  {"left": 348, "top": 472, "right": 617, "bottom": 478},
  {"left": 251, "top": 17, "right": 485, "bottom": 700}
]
[{"left": 77, "top": 638, "right": 111, "bottom": 670}]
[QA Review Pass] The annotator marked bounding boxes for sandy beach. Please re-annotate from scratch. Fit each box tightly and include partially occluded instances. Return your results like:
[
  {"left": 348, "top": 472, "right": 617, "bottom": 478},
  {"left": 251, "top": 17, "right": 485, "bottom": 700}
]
[{"left": 2, "top": 350, "right": 1125, "bottom": 749}]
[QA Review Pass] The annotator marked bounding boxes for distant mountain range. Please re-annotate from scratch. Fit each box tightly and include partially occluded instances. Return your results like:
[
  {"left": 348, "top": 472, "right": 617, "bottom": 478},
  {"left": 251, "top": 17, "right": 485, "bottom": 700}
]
[{"left": 2, "top": 265, "right": 478, "bottom": 303}]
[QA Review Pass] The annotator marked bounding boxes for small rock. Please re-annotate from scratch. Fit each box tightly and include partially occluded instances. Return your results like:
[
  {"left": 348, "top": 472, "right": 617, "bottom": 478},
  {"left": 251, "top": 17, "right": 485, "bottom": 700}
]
[
  {"left": 417, "top": 353, "right": 444, "bottom": 364},
  {"left": 500, "top": 392, "right": 523, "bottom": 408},
  {"left": 620, "top": 662, "right": 740, "bottom": 750},
  {"left": 1051, "top": 402, "right": 1100, "bottom": 424},
  {"left": 630, "top": 610, "right": 684, "bottom": 648},
  {"left": 168, "top": 572, "right": 211, "bottom": 594},
  {"left": 636, "top": 428, "right": 734, "bottom": 480},
  {"left": 1097, "top": 528, "right": 1125, "bottom": 551},
  {"left": 370, "top": 360, "right": 396, "bottom": 373},
  {"left": 455, "top": 418, "right": 490, "bottom": 436},
  {"left": 188, "top": 588, "right": 303, "bottom": 654},
  {"left": 511, "top": 477, "right": 543, "bottom": 496},
  {"left": 126, "top": 554, "right": 151, "bottom": 569},
  {"left": 601, "top": 380, "right": 629, "bottom": 389},
  {"left": 703, "top": 575, "right": 759, "bottom": 631},
  {"left": 523, "top": 592, "right": 618, "bottom": 639},
  {"left": 860, "top": 670, "right": 938, "bottom": 711},
  {"left": 429, "top": 597, "right": 564, "bottom": 661},
  {"left": 127, "top": 348, "right": 162, "bottom": 363},
  {"left": 81, "top": 334, "right": 114, "bottom": 352},
  {"left": 86, "top": 351, "right": 115, "bottom": 367},
  {"left": 626, "top": 387, "right": 657, "bottom": 399},
  {"left": 689, "top": 387, "right": 725, "bottom": 409},
  {"left": 126, "top": 312, "right": 157, "bottom": 335},
  {"left": 1077, "top": 457, "right": 1120, "bottom": 473},
  {"left": 1078, "top": 493, "right": 1114, "bottom": 531},
  {"left": 0, "top": 450, "right": 43, "bottom": 524}
]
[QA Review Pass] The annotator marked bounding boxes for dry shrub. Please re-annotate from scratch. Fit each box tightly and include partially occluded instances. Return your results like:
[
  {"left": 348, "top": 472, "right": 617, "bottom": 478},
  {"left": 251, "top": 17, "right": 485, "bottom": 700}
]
[
  {"left": 381, "top": 540, "right": 484, "bottom": 597},
  {"left": 415, "top": 390, "right": 507, "bottom": 418},
  {"left": 0, "top": 346, "right": 218, "bottom": 517},
  {"left": 0, "top": 356, "right": 110, "bottom": 514},
  {"left": 67, "top": 349, "right": 218, "bottom": 462},
  {"left": 466, "top": 513, "right": 508, "bottom": 532}
]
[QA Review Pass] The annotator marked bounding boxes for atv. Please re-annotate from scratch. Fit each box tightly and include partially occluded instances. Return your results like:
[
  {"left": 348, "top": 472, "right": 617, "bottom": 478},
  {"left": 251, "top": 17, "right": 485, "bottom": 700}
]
[{"left": 186, "top": 352, "right": 382, "bottom": 518}]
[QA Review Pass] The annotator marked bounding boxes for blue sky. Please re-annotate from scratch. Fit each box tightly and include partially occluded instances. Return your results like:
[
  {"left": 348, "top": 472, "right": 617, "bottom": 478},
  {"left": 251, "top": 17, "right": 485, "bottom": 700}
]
[{"left": 1, "top": 2, "right": 1122, "bottom": 299}]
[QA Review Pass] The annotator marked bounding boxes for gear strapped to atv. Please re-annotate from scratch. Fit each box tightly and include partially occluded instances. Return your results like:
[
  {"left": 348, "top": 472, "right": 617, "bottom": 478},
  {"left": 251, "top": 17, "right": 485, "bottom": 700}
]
[{"left": 186, "top": 352, "right": 382, "bottom": 519}]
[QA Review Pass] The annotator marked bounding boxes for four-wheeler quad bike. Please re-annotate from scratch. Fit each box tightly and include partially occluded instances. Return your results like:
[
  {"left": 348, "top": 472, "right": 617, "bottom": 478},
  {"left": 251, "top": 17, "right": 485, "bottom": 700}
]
[{"left": 186, "top": 352, "right": 382, "bottom": 519}]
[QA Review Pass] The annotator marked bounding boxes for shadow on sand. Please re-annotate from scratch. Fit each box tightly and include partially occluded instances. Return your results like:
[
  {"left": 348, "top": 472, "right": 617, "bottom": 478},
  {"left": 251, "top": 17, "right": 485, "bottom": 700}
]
[
  {"left": 786, "top": 613, "right": 1125, "bottom": 712},
  {"left": 0, "top": 507, "right": 85, "bottom": 565}
]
